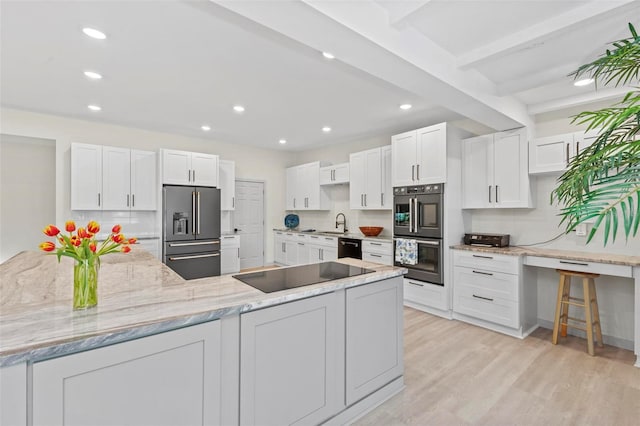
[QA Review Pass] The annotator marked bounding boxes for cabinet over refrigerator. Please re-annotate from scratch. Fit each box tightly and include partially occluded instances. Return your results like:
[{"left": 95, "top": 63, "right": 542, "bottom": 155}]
[{"left": 163, "top": 185, "right": 221, "bottom": 279}]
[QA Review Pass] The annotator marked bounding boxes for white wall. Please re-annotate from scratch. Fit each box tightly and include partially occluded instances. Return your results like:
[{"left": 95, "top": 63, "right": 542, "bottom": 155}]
[
  {"left": 291, "top": 134, "right": 393, "bottom": 238},
  {"left": 0, "top": 107, "right": 294, "bottom": 263}
]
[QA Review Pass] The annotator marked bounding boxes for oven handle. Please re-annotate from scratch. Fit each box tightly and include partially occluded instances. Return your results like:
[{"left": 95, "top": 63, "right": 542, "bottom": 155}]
[
  {"left": 413, "top": 197, "right": 419, "bottom": 233},
  {"left": 169, "top": 253, "right": 220, "bottom": 261},
  {"left": 417, "top": 240, "right": 440, "bottom": 246},
  {"left": 408, "top": 198, "right": 413, "bottom": 233}
]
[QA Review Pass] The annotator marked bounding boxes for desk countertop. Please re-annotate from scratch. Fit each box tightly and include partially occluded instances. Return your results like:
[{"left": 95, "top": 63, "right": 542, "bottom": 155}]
[{"left": 451, "top": 245, "right": 640, "bottom": 267}]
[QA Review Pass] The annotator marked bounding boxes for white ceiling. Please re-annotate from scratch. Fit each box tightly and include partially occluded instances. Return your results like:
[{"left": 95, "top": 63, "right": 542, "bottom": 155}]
[{"left": 1, "top": 0, "right": 637, "bottom": 151}]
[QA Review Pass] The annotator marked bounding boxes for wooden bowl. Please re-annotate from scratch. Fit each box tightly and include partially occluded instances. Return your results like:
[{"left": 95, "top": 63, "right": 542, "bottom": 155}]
[{"left": 359, "top": 226, "right": 383, "bottom": 237}]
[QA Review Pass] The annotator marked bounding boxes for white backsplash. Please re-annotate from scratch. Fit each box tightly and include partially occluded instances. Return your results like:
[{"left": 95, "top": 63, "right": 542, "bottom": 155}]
[{"left": 70, "top": 211, "right": 159, "bottom": 239}]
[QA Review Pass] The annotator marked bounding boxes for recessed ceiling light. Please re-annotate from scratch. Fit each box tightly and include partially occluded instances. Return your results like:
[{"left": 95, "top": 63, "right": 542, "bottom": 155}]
[
  {"left": 574, "top": 78, "right": 594, "bottom": 87},
  {"left": 201, "top": 125, "right": 211, "bottom": 131},
  {"left": 87, "top": 104, "right": 101, "bottom": 111},
  {"left": 233, "top": 105, "right": 245, "bottom": 113},
  {"left": 400, "top": 104, "right": 412, "bottom": 110},
  {"left": 322, "top": 126, "right": 332, "bottom": 133},
  {"left": 279, "top": 139, "right": 287, "bottom": 145},
  {"left": 83, "top": 71, "right": 102, "bottom": 80},
  {"left": 82, "top": 27, "right": 106, "bottom": 40},
  {"left": 322, "top": 52, "right": 335, "bottom": 60}
]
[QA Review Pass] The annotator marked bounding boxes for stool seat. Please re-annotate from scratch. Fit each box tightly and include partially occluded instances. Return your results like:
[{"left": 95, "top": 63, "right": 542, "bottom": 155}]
[{"left": 552, "top": 269, "right": 603, "bottom": 356}]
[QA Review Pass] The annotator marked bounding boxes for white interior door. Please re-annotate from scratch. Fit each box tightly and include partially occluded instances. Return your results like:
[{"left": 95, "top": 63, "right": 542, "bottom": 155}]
[{"left": 234, "top": 180, "right": 264, "bottom": 270}]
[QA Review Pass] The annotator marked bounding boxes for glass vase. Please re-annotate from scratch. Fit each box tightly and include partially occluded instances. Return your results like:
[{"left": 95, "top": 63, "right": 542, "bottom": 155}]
[{"left": 73, "top": 258, "right": 99, "bottom": 310}]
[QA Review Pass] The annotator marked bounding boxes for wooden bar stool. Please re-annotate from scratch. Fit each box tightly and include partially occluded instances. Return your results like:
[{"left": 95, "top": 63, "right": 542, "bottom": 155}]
[{"left": 552, "top": 269, "right": 603, "bottom": 355}]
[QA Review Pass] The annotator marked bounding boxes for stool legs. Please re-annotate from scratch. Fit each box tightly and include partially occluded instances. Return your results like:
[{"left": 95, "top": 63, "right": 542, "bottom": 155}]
[
  {"left": 589, "top": 277, "right": 604, "bottom": 348},
  {"left": 582, "top": 277, "right": 595, "bottom": 356},
  {"left": 552, "top": 274, "right": 567, "bottom": 345},
  {"left": 560, "top": 276, "right": 571, "bottom": 337}
]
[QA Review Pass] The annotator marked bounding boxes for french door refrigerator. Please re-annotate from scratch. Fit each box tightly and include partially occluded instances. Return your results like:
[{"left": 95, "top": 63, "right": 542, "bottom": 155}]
[{"left": 163, "top": 185, "right": 221, "bottom": 279}]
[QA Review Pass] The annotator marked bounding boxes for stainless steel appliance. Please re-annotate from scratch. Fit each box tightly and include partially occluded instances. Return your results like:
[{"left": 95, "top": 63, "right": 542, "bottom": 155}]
[
  {"left": 163, "top": 185, "right": 221, "bottom": 279},
  {"left": 393, "top": 184, "right": 443, "bottom": 238},
  {"left": 338, "top": 237, "right": 362, "bottom": 259},
  {"left": 464, "top": 233, "right": 510, "bottom": 247},
  {"left": 394, "top": 184, "right": 445, "bottom": 285}
]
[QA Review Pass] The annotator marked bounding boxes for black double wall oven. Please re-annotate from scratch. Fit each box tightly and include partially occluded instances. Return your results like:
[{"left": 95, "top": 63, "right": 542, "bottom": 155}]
[{"left": 393, "top": 184, "right": 444, "bottom": 285}]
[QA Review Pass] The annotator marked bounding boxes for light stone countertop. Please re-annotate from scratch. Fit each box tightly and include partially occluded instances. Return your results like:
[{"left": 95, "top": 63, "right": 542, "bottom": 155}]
[
  {"left": 0, "top": 250, "right": 406, "bottom": 367},
  {"left": 451, "top": 245, "right": 640, "bottom": 266},
  {"left": 273, "top": 228, "right": 393, "bottom": 243}
]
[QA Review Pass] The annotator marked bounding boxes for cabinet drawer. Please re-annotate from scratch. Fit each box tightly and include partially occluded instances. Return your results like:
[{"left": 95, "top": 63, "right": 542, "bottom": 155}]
[
  {"left": 221, "top": 235, "right": 240, "bottom": 248},
  {"left": 307, "top": 235, "right": 337, "bottom": 247},
  {"left": 363, "top": 252, "right": 392, "bottom": 266},
  {"left": 453, "top": 266, "right": 518, "bottom": 302},
  {"left": 403, "top": 279, "right": 447, "bottom": 312},
  {"left": 525, "top": 255, "right": 633, "bottom": 278},
  {"left": 453, "top": 250, "right": 519, "bottom": 275},
  {"left": 362, "top": 240, "right": 392, "bottom": 255},
  {"left": 453, "top": 283, "right": 519, "bottom": 329}
]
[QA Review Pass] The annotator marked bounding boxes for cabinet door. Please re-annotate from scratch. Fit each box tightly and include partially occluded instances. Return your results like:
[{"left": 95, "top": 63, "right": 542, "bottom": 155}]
[
  {"left": 493, "top": 128, "right": 530, "bottom": 208},
  {"left": 349, "top": 152, "right": 366, "bottom": 209},
  {"left": 302, "top": 162, "right": 321, "bottom": 209},
  {"left": 102, "top": 146, "right": 131, "bottom": 210},
  {"left": 192, "top": 153, "right": 219, "bottom": 187},
  {"left": 219, "top": 160, "right": 236, "bottom": 210},
  {"left": 321, "top": 246, "right": 338, "bottom": 261},
  {"left": 461, "top": 135, "right": 492, "bottom": 208},
  {"left": 130, "top": 150, "right": 157, "bottom": 211},
  {"left": 319, "top": 166, "right": 334, "bottom": 185},
  {"left": 529, "top": 133, "right": 573, "bottom": 174},
  {"left": 274, "top": 232, "right": 286, "bottom": 264},
  {"left": 308, "top": 244, "right": 322, "bottom": 263},
  {"left": 346, "top": 277, "right": 403, "bottom": 405},
  {"left": 162, "top": 149, "right": 191, "bottom": 185},
  {"left": 285, "top": 166, "right": 298, "bottom": 210},
  {"left": 71, "top": 143, "right": 103, "bottom": 210},
  {"left": 363, "top": 148, "right": 382, "bottom": 209},
  {"left": 284, "top": 240, "right": 298, "bottom": 265},
  {"left": 33, "top": 321, "right": 221, "bottom": 426},
  {"left": 573, "top": 129, "right": 599, "bottom": 158},
  {"left": 221, "top": 246, "right": 240, "bottom": 274},
  {"left": 240, "top": 292, "right": 341, "bottom": 426},
  {"left": 391, "top": 130, "right": 417, "bottom": 186},
  {"left": 416, "top": 123, "right": 447, "bottom": 184},
  {"left": 333, "top": 163, "right": 350, "bottom": 183},
  {"left": 381, "top": 145, "right": 392, "bottom": 209}
]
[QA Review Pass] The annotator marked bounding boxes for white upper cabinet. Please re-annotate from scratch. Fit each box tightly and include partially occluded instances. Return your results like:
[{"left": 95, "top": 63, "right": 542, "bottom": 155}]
[
  {"left": 462, "top": 128, "right": 533, "bottom": 209},
  {"left": 285, "top": 162, "right": 330, "bottom": 210},
  {"left": 529, "top": 130, "right": 600, "bottom": 174},
  {"left": 71, "top": 143, "right": 156, "bottom": 211},
  {"left": 350, "top": 146, "right": 391, "bottom": 210},
  {"left": 319, "top": 163, "right": 349, "bottom": 185},
  {"left": 219, "top": 160, "right": 236, "bottom": 211},
  {"left": 71, "top": 143, "right": 103, "bottom": 210},
  {"left": 161, "top": 149, "right": 219, "bottom": 187},
  {"left": 392, "top": 122, "right": 447, "bottom": 186}
]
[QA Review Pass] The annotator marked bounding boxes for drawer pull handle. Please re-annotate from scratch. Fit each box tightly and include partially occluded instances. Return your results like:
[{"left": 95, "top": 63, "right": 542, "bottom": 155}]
[
  {"left": 473, "top": 294, "right": 494, "bottom": 302},
  {"left": 559, "top": 260, "right": 589, "bottom": 266},
  {"left": 407, "top": 281, "right": 424, "bottom": 287},
  {"left": 472, "top": 270, "right": 494, "bottom": 276},
  {"left": 370, "top": 254, "right": 382, "bottom": 258},
  {"left": 371, "top": 242, "right": 382, "bottom": 246},
  {"left": 472, "top": 254, "right": 494, "bottom": 259}
]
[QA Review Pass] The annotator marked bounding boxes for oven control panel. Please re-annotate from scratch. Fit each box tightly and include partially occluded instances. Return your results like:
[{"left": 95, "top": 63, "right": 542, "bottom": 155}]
[{"left": 393, "top": 184, "right": 443, "bottom": 195}]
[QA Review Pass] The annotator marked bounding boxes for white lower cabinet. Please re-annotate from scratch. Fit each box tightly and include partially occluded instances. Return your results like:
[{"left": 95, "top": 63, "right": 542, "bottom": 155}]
[
  {"left": 32, "top": 321, "right": 222, "bottom": 426},
  {"left": 346, "top": 277, "right": 403, "bottom": 405},
  {"left": 240, "top": 292, "right": 343, "bottom": 426},
  {"left": 274, "top": 231, "right": 286, "bottom": 265},
  {"left": 274, "top": 231, "right": 338, "bottom": 266},
  {"left": 362, "top": 240, "right": 393, "bottom": 265},
  {"left": 307, "top": 235, "right": 338, "bottom": 263},
  {"left": 221, "top": 235, "right": 241, "bottom": 274}
]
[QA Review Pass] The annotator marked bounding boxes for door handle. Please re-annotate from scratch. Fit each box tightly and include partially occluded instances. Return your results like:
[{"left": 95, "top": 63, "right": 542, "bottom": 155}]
[
  {"left": 408, "top": 198, "right": 413, "bottom": 232},
  {"left": 472, "top": 294, "right": 494, "bottom": 302},
  {"left": 169, "top": 253, "right": 220, "bottom": 261},
  {"left": 127, "top": 194, "right": 130, "bottom": 207},
  {"left": 98, "top": 193, "right": 101, "bottom": 207},
  {"left": 192, "top": 191, "right": 196, "bottom": 235},
  {"left": 132, "top": 194, "right": 135, "bottom": 207},
  {"left": 412, "top": 165, "right": 415, "bottom": 181},
  {"left": 414, "top": 197, "right": 419, "bottom": 233},
  {"left": 193, "top": 170, "right": 196, "bottom": 182},
  {"left": 488, "top": 185, "right": 492, "bottom": 203},
  {"left": 416, "top": 164, "right": 420, "bottom": 181},
  {"left": 232, "top": 197, "right": 234, "bottom": 208},
  {"left": 566, "top": 143, "right": 570, "bottom": 165},
  {"left": 407, "top": 281, "right": 424, "bottom": 287},
  {"left": 381, "top": 193, "right": 384, "bottom": 206},
  {"left": 472, "top": 254, "right": 494, "bottom": 259},
  {"left": 237, "top": 247, "right": 240, "bottom": 259},
  {"left": 188, "top": 169, "right": 191, "bottom": 182},
  {"left": 418, "top": 240, "right": 439, "bottom": 246},
  {"left": 576, "top": 141, "right": 580, "bottom": 154},
  {"left": 364, "top": 194, "right": 367, "bottom": 207},
  {"left": 559, "top": 260, "right": 589, "bottom": 266},
  {"left": 293, "top": 198, "right": 296, "bottom": 208},
  {"left": 197, "top": 192, "right": 201, "bottom": 234},
  {"left": 169, "top": 241, "right": 219, "bottom": 247},
  {"left": 495, "top": 185, "right": 499, "bottom": 204},
  {"left": 472, "top": 270, "right": 494, "bottom": 276}
]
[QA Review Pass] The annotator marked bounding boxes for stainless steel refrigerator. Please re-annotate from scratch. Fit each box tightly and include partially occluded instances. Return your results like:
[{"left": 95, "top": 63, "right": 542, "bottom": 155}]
[{"left": 163, "top": 185, "right": 221, "bottom": 279}]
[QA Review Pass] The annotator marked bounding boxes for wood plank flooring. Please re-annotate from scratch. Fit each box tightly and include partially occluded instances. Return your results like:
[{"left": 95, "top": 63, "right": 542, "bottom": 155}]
[{"left": 355, "top": 307, "right": 640, "bottom": 426}]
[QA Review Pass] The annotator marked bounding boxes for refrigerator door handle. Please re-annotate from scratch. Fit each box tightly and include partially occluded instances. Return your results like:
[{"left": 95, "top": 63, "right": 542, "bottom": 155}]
[
  {"left": 169, "top": 253, "right": 220, "bottom": 261},
  {"left": 168, "top": 241, "right": 219, "bottom": 247},
  {"left": 192, "top": 191, "right": 196, "bottom": 235},
  {"left": 197, "top": 191, "right": 201, "bottom": 235}
]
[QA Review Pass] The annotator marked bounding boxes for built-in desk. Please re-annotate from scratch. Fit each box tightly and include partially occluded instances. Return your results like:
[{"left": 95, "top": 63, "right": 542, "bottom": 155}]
[{"left": 451, "top": 245, "right": 640, "bottom": 367}]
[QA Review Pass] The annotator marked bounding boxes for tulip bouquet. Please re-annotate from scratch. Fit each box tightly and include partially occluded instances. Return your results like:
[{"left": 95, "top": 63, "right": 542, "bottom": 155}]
[{"left": 39, "top": 221, "right": 136, "bottom": 309}]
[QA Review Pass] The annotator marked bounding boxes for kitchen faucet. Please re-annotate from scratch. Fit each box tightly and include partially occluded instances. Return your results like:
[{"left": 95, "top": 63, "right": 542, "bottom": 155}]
[{"left": 335, "top": 213, "right": 347, "bottom": 233}]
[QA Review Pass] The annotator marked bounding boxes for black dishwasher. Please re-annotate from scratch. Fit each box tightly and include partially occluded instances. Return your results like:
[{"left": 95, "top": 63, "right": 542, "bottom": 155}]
[{"left": 338, "top": 237, "right": 362, "bottom": 259}]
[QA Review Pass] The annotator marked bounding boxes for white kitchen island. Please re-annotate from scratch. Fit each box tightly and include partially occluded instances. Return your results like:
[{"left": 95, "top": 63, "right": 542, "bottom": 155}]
[{"left": 0, "top": 250, "right": 406, "bottom": 426}]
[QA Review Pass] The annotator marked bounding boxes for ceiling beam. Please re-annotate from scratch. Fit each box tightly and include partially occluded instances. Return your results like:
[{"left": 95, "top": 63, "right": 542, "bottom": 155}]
[
  {"left": 384, "top": 0, "right": 433, "bottom": 28},
  {"left": 457, "top": 0, "right": 639, "bottom": 70},
  {"left": 497, "top": 62, "right": 581, "bottom": 96},
  {"left": 528, "top": 87, "right": 630, "bottom": 115}
]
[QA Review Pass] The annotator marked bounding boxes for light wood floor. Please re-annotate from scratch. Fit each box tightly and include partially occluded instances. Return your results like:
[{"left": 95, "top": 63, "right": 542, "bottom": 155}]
[{"left": 355, "top": 307, "right": 640, "bottom": 426}]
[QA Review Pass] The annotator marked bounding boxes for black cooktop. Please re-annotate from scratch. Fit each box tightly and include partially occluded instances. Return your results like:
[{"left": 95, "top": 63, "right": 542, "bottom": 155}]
[{"left": 233, "top": 261, "right": 374, "bottom": 293}]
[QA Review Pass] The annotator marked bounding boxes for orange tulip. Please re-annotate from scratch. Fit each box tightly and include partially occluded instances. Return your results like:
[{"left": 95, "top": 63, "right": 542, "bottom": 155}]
[
  {"left": 43, "top": 225, "right": 60, "bottom": 237},
  {"left": 87, "top": 221, "right": 100, "bottom": 234},
  {"left": 70, "top": 236, "right": 82, "bottom": 247},
  {"left": 112, "top": 224, "right": 121, "bottom": 234},
  {"left": 77, "top": 228, "right": 89, "bottom": 239},
  {"left": 112, "top": 234, "right": 125, "bottom": 244},
  {"left": 121, "top": 245, "right": 131, "bottom": 253},
  {"left": 89, "top": 242, "right": 97, "bottom": 253},
  {"left": 128, "top": 237, "right": 137, "bottom": 244},
  {"left": 39, "top": 241, "right": 56, "bottom": 252},
  {"left": 65, "top": 221, "right": 76, "bottom": 232}
]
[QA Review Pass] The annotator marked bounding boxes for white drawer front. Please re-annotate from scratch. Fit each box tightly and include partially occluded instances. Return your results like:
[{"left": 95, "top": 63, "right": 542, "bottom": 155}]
[
  {"left": 453, "top": 250, "right": 520, "bottom": 275},
  {"left": 221, "top": 235, "right": 240, "bottom": 248},
  {"left": 454, "top": 283, "right": 519, "bottom": 329},
  {"left": 362, "top": 240, "right": 392, "bottom": 256},
  {"left": 403, "top": 279, "right": 447, "bottom": 311},
  {"left": 524, "top": 255, "right": 633, "bottom": 278},
  {"left": 363, "top": 252, "right": 392, "bottom": 266},
  {"left": 453, "top": 266, "right": 519, "bottom": 302},
  {"left": 307, "top": 235, "right": 337, "bottom": 247}
]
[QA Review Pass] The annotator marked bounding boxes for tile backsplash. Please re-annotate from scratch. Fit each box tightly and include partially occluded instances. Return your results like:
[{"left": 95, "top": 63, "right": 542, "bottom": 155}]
[{"left": 70, "top": 210, "right": 160, "bottom": 239}]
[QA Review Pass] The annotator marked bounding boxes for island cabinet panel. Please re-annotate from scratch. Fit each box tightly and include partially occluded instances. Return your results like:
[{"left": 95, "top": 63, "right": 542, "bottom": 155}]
[
  {"left": 240, "top": 292, "right": 344, "bottom": 426},
  {"left": 345, "top": 277, "right": 403, "bottom": 405},
  {"left": 32, "top": 321, "right": 222, "bottom": 426},
  {"left": 1, "top": 363, "right": 27, "bottom": 426}
]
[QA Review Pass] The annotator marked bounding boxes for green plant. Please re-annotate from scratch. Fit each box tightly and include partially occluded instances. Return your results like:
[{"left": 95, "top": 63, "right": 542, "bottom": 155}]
[{"left": 552, "top": 23, "right": 640, "bottom": 244}]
